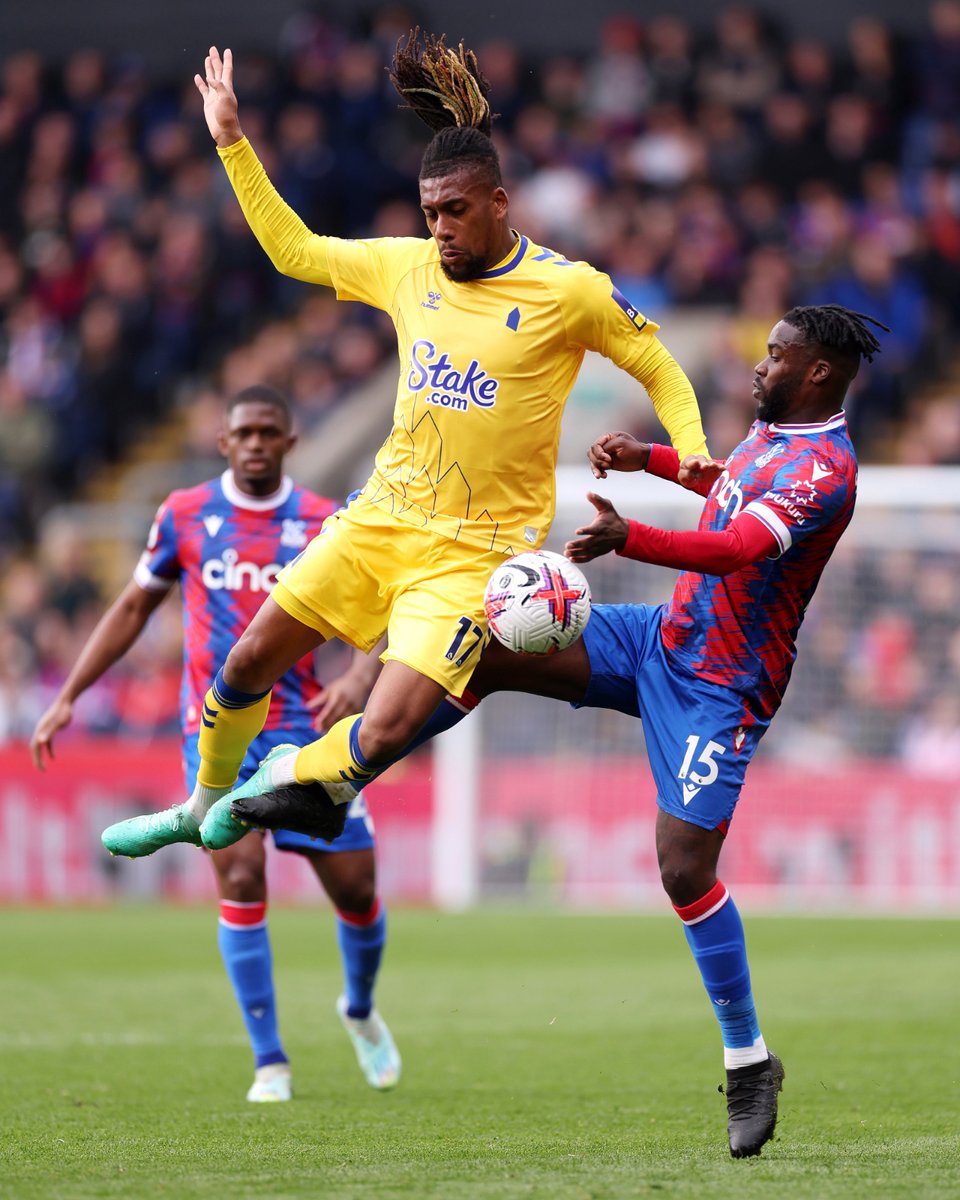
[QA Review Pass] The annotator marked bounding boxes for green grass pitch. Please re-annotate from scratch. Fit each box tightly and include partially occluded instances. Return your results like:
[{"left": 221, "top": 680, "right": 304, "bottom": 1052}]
[{"left": 0, "top": 906, "right": 957, "bottom": 1199}]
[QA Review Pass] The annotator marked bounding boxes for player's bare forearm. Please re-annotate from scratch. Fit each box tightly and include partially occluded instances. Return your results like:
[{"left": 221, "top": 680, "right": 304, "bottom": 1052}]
[
  {"left": 56, "top": 584, "right": 159, "bottom": 701},
  {"left": 194, "top": 46, "right": 244, "bottom": 148},
  {"left": 564, "top": 492, "right": 629, "bottom": 562},
  {"left": 30, "top": 581, "right": 162, "bottom": 768},
  {"left": 588, "top": 432, "right": 651, "bottom": 479}
]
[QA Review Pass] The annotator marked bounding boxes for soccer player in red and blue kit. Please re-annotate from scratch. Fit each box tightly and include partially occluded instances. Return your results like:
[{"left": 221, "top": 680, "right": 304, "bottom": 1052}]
[
  {"left": 31, "top": 386, "right": 401, "bottom": 1101},
  {"left": 233, "top": 305, "right": 885, "bottom": 1155}
]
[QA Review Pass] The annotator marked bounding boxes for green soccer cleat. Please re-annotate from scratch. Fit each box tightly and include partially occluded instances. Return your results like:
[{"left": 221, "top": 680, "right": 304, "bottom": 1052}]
[
  {"left": 101, "top": 804, "right": 201, "bottom": 858},
  {"left": 199, "top": 743, "right": 299, "bottom": 851},
  {"left": 246, "top": 1064, "right": 293, "bottom": 1103},
  {"left": 337, "top": 994, "right": 402, "bottom": 1090}
]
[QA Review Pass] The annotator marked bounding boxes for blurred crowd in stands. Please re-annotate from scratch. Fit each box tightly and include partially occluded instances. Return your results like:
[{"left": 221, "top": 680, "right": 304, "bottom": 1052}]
[{"left": 2, "top": 2, "right": 960, "bottom": 761}]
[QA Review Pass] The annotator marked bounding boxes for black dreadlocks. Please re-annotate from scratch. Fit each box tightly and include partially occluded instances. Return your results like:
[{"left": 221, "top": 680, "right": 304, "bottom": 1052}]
[
  {"left": 389, "top": 28, "right": 501, "bottom": 185},
  {"left": 782, "top": 305, "right": 889, "bottom": 364}
]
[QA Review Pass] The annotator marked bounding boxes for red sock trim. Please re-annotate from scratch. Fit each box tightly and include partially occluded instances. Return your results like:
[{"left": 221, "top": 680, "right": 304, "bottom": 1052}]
[
  {"left": 337, "top": 897, "right": 381, "bottom": 927},
  {"left": 219, "top": 900, "right": 267, "bottom": 927},
  {"left": 673, "top": 880, "right": 729, "bottom": 926},
  {"left": 446, "top": 688, "right": 480, "bottom": 713}
]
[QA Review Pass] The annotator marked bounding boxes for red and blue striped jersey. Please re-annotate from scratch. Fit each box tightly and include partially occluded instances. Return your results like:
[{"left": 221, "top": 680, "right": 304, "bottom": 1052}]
[
  {"left": 134, "top": 470, "right": 337, "bottom": 734},
  {"left": 662, "top": 413, "right": 857, "bottom": 717}
]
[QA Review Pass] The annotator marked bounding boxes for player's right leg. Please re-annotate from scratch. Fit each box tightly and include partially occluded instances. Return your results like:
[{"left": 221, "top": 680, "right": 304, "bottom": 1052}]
[
  {"left": 102, "top": 598, "right": 325, "bottom": 858},
  {"left": 219, "top": 623, "right": 595, "bottom": 841},
  {"left": 210, "top": 832, "right": 292, "bottom": 1102}
]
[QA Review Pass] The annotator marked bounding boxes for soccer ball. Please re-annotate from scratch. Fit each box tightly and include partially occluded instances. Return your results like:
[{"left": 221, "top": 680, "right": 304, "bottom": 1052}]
[{"left": 484, "top": 549, "right": 591, "bottom": 655}]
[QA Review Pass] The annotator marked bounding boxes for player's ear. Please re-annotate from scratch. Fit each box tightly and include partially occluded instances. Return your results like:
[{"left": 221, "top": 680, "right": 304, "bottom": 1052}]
[
  {"left": 285, "top": 433, "right": 298, "bottom": 453},
  {"left": 216, "top": 427, "right": 230, "bottom": 457},
  {"left": 810, "top": 358, "right": 832, "bottom": 385}
]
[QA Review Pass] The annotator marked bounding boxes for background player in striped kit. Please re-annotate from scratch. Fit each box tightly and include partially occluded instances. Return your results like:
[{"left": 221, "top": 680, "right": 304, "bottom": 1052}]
[{"left": 31, "top": 385, "right": 400, "bottom": 1101}]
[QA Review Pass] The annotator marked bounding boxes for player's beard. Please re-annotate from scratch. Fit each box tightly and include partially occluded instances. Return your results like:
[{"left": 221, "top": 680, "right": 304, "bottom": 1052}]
[
  {"left": 439, "top": 252, "right": 488, "bottom": 282},
  {"left": 756, "top": 374, "right": 801, "bottom": 423}
]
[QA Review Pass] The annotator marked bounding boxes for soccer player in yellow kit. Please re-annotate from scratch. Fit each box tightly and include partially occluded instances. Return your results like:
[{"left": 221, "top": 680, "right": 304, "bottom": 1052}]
[{"left": 104, "top": 33, "right": 709, "bottom": 857}]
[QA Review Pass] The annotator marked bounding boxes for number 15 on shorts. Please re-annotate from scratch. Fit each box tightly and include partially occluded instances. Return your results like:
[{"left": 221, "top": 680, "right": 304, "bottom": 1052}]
[{"left": 677, "top": 734, "right": 726, "bottom": 807}]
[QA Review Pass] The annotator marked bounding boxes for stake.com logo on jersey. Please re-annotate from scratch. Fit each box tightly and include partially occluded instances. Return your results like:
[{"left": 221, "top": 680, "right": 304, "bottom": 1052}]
[{"left": 407, "top": 339, "right": 500, "bottom": 411}]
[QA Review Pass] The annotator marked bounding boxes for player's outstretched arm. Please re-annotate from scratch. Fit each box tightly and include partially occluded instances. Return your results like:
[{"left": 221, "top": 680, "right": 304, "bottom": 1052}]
[
  {"left": 197, "top": 47, "right": 335, "bottom": 286},
  {"left": 29, "top": 581, "right": 165, "bottom": 770},
  {"left": 194, "top": 47, "right": 244, "bottom": 149}
]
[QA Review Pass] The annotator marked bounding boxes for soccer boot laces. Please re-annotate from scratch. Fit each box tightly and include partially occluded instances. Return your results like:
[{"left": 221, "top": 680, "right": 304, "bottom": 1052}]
[
  {"left": 101, "top": 804, "right": 201, "bottom": 858},
  {"left": 724, "top": 1051, "right": 785, "bottom": 1158}
]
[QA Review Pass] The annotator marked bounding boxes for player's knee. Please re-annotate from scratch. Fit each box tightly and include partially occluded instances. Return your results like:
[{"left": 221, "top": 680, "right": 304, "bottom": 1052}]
[
  {"left": 215, "top": 858, "right": 267, "bottom": 902},
  {"left": 658, "top": 853, "right": 714, "bottom": 908},
  {"left": 225, "top": 633, "right": 280, "bottom": 691},
  {"left": 332, "top": 873, "right": 376, "bottom": 914},
  {"left": 356, "top": 711, "right": 421, "bottom": 763}
]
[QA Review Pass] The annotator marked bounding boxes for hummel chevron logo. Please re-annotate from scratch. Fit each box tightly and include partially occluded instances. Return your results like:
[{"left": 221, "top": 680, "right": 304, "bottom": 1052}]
[
  {"left": 203, "top": 514, "right": 224, "bottom": 537},
  {"left": 810, "top": 462, "right": 833, "bottom": 482},
  {"left": 682, "top": 783, "right": 701, "bottom": 806}
]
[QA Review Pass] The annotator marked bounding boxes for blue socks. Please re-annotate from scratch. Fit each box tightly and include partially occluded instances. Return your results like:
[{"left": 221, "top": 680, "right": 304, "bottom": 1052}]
[
  {"left": 218, "top": 901, "right": 287, "bottom": 1069},
  {"left": 674, "top": 881, "right": 767, "bottom": 1069},
  {"left": 336, "top": 899, "right": 387, "bottom": 1019}
]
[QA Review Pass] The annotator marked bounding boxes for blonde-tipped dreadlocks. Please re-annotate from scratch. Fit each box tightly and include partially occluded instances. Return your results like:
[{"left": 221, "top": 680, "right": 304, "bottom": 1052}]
[
  {"left": 390, "top": 28, "right": 502, "bottom": 185},
  {"left": 390, "top": 28, "right": 493, "bottom": 134}
]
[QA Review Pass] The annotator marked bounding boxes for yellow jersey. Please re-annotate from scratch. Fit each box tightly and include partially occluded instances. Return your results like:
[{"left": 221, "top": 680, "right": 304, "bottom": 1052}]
[{"left": 220, "top": 138, "right": 708, "bottom": 556}]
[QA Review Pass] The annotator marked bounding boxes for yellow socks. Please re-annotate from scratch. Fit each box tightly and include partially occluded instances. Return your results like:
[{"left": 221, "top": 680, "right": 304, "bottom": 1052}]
[
  {"left": 294, "top": 715, "right": 376, "bottom": 786},
  {"left": 196, "top": 670, "right": 272, "bottom": 789}
]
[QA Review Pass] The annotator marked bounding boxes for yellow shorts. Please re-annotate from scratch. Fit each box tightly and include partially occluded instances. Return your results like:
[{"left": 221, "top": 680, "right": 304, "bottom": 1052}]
[{"left": 272, "top": 497, "right": 504, "bottom": 694}]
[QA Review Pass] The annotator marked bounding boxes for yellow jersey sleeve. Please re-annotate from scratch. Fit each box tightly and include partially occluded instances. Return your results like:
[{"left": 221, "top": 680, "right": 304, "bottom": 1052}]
[
  {"left": 217, "top": 138, "right": 425, "bottom": 308},
  {"left": 556, "top": 263, "right": 709, "bottom": 461}
]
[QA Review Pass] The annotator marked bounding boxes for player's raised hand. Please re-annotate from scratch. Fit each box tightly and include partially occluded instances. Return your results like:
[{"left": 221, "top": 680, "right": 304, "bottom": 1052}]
[
  {"left": 564, "top": 492, "right": 629, "bottom": 562},
  {"left": 194, "top": 46, "right": 243, "bottom": 148},
  {"left": 29, "top": 697, "right": 74, "bottom": 771},
  {"left": 679, "top": 453, "right": 725, "bottom": 493},
  {"left": 587, "top": 432, "right": 651, "bottom": 479}
]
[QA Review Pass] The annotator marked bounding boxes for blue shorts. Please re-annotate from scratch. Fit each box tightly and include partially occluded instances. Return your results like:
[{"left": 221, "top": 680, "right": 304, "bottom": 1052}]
[
  {"left": 183, "top": 728, "right": 375, "bottom": 855},
  {"left": 577, "top": 604, "right": 769, "bottom": 832}
]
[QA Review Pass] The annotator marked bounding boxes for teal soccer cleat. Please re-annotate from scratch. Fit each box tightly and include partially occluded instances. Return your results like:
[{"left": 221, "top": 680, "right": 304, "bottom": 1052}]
[
  {"left": 101, "top": 804, "right": 201, "bottom": 858},
  {"left": 337, "top": 994, "right": 402, "bottom": 1090},
  {"left": 199, "top": 743, "right": 299, "bottom": 851}
]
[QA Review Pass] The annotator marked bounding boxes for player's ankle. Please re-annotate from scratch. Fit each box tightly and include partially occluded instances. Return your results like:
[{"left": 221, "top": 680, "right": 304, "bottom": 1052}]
[{"left": 185, "top": 784, "right": 231, "bottom": 822}]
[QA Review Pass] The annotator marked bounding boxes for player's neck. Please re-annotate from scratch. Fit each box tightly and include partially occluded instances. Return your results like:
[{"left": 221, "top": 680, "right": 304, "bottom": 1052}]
[
  {"left": 774, "top": 399, "right": 844, "bottom": 427},
  {"left": 226, "top": 468, "right": 285, "bottom": 500},
  {"left": 488, "top": 226, "right": 518, "bottom": 268}
]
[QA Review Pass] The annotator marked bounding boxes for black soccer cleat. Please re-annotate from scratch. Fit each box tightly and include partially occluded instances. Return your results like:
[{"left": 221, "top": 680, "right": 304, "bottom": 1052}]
[
  {"left": 230, "top": 781, "right": 348, "bottom": 843},
  {"left": 724, "top": 1052, "right": 785, "bottom": 1158}
]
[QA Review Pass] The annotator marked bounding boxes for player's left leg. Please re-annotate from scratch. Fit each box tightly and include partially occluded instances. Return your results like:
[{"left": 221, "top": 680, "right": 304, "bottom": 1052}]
[
  {"left": 656, "top": 811, "right": 784, "bottom": 1158},
  {"left": 209, "top": 834, "right": 292, "bottom": 1103},
  {"left": 595, "top": 603, "right": 785, "bottom": 1157},
  {"left": 219, "top": 635, "right": 595, "bottom": 840},
  {"left": 307, "top": 841, "right": 401, "bottom": 1091},
  {"left": 273, "top": 793, "right": 400, "bottom": 1091}
]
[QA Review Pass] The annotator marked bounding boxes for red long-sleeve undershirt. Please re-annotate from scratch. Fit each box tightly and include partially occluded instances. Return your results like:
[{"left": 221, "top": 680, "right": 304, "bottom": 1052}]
[{"left": 616, "top": 444, "right": 778, "bottom": 575}]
